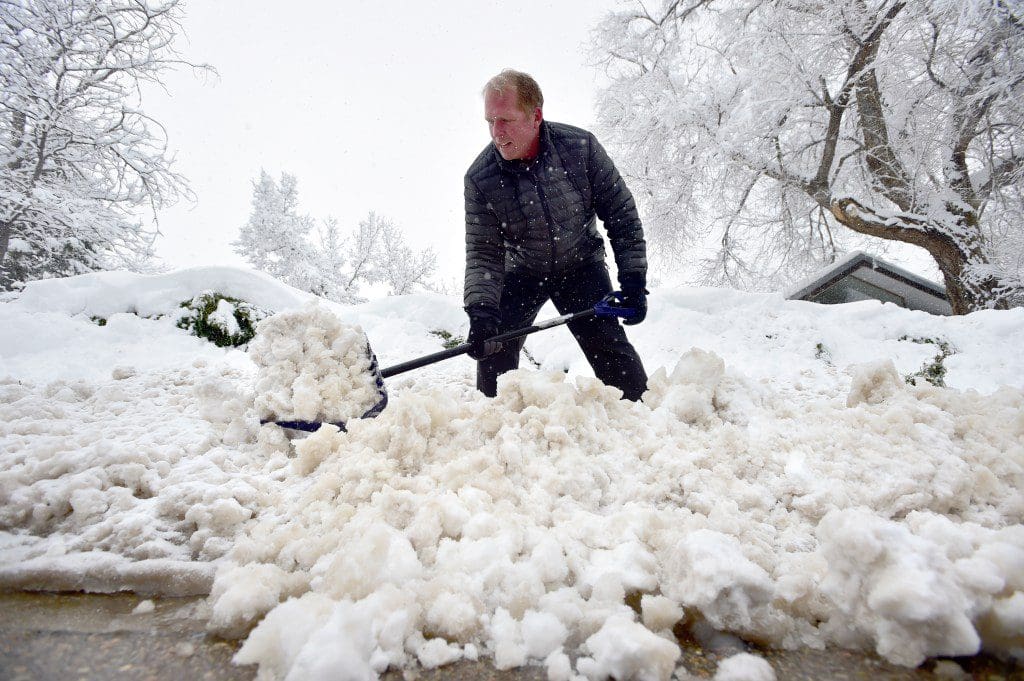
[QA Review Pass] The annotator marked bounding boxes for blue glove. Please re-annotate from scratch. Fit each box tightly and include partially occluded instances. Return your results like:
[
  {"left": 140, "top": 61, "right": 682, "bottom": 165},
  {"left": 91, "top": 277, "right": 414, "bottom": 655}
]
[{"left": 466, "top": 308, "right": 503, "bottom": 360}]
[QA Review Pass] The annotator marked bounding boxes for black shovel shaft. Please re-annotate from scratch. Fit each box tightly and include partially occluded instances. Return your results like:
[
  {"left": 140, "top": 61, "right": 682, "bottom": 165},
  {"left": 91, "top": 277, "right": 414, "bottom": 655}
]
[{"left": 380, "top": 307, "right": 596, "bottom": 379}]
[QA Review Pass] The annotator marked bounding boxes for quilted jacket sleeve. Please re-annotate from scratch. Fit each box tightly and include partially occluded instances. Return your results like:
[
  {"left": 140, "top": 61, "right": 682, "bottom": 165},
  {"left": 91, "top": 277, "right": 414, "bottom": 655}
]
[
  {"left": 464, "top": 173, "right": 505, "bottom": 313},
  {"left": 587, "top": 133, "right": 647, "bottom": 287}
]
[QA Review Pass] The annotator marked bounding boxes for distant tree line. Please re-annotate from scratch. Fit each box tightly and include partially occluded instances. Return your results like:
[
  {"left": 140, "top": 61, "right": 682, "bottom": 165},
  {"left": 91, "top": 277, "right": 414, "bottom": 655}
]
[{"left": 234, "top": 171, "right": 437, "bottom": 303}]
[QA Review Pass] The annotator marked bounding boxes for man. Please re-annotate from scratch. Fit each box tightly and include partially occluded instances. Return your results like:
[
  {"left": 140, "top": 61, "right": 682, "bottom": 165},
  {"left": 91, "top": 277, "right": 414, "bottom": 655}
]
[{"left": 463, "top": 69, "right": 649, "bottom": 401}]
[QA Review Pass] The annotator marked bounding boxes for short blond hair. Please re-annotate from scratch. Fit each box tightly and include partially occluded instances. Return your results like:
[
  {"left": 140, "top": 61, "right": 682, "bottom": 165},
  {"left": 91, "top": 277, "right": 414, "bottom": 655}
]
[{"left": 483, "top": 69, "right": 544, "bottom": 115}]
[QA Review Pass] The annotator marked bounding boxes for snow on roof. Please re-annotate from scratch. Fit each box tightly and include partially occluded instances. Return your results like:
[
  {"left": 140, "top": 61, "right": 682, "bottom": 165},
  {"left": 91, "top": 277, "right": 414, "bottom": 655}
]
[{"left": 785, "top": 250, "right": 948, "bottom": 302}]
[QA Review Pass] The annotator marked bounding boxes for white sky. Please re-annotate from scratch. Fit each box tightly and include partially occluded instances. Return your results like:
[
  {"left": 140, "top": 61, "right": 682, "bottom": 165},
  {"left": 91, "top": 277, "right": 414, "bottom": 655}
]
[{"left": 146, "top": 0, "right": 620, "bottom": 284}]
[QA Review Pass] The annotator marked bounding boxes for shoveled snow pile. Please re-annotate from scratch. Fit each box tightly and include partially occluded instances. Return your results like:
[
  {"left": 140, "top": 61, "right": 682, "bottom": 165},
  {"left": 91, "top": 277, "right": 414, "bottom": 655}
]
[
  {"left": 249, "top": 303, "right": 384, "bottom": 424},
  {"left": 209, "top": 350, "right": 1023, "bottom": 679},
  {"left": 1, "top": 268, "right": 1023, "bottom": 680}
]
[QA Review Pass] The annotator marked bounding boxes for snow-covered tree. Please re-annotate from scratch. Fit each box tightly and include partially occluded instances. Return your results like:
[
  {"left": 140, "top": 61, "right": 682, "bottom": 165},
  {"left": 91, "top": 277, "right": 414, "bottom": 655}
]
[
  {"left": 234, "top": 171, "right": 318, "bottom": 286},
  {"left": 234, "top": 173, "right": 436, "bottom": 302},
  {"left": 366, "top": 212, "right": 438, "bottom": 296},
  {"left": 347, "top": 212, "right": 386, "bottom": 291},
  {"left": 0, "top": 0, "right": 200, "bottom": 290},
  {"left": 592, "top": 0, "right": 1024, "bottom": 313},
  {"left": 307, "top": 217, "right": 355, "bottom": 302}
]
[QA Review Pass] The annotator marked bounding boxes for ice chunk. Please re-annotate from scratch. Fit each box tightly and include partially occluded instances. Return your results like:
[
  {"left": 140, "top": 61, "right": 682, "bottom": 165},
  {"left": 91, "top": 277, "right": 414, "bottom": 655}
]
[
  {"left": 713, "top": 652, "right": 776, "bottom": 681},
  {"left": 576, "top": 615, "right": 680, "bottom": 681}
]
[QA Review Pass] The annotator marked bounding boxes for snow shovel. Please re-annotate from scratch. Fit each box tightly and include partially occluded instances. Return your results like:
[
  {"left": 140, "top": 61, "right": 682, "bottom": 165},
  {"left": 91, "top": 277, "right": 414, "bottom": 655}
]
[{"left": 263, "top": 293, "right": 640, "bottom": 432}]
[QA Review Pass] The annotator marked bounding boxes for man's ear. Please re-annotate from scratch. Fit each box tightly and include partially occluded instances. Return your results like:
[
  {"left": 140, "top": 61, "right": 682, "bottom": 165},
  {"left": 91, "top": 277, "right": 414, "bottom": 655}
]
[{"left": 533, "top": 107, "right": 543, "bottom": 126}]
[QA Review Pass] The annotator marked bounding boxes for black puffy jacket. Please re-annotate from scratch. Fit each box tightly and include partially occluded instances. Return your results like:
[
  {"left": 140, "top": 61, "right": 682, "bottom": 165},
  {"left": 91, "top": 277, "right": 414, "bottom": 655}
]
[{"left": 464, "top": 121, "right": 647, "bottom": 312}]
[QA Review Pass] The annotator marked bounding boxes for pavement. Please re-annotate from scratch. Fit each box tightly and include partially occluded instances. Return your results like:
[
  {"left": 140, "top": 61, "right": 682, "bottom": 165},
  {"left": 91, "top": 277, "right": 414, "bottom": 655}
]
[{"left": 0, "top": 590, "right": 1020, "bottom": 681}]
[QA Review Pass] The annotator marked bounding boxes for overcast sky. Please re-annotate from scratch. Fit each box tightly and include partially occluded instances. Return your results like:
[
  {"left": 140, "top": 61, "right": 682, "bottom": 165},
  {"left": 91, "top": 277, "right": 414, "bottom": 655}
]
[{"left": 145, "top": 0, "right": 620, "bottom": 286}]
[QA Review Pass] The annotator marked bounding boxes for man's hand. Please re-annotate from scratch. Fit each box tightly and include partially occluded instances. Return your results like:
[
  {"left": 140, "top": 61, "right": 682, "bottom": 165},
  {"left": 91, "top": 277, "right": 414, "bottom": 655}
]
[
  {"left": 620, "top": 286, "right": 647, "bottom": 325},
  {"left": 618, "top": 272, "right": 648, "bottom": 326},
  {"left": 467, "top": 309, "right": 503, "bottom": 360}
]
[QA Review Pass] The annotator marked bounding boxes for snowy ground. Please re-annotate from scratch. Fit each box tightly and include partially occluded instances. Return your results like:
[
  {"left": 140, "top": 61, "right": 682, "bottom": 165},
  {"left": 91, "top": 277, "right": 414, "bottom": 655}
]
[{"left": 1, "top": 267, "right": 1022, "bottom": 681}]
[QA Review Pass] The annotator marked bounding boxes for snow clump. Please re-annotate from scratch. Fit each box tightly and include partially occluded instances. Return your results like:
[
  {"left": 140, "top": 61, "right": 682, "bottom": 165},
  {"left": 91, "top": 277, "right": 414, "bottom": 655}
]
[
  {"left": 713, "top": 652, "right": 776, "bottom": 681},
  {"left": 249, "top": 302, "right": 383, "bottom": 424}
]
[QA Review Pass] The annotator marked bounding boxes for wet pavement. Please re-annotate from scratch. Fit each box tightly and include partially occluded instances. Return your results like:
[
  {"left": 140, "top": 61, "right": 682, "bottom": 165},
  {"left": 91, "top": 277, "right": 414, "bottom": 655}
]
[
  {"left": 0, "top": 591, "right": 248, "bottom": 681},
  {"left": 0, "top": 590, "right": 1019, "bottom": 681}
]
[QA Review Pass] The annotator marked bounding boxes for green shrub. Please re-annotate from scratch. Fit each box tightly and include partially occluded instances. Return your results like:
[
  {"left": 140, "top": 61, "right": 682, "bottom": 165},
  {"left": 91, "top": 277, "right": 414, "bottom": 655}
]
[
  {"left": 429, "top": 328, "right": 464, "bottom": 350},
  {"left": 814, "top": 341, "right": 832, "bottom": 364},
  {"left": 900, "top": 335, "right": 954, "bottom": 388},
  {"left": 177, "top": 292, "right": 270, "bottom": 347}
]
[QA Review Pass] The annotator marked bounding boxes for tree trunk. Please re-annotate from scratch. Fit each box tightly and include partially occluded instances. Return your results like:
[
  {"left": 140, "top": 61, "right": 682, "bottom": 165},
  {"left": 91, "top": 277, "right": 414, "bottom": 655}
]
[
  {"left": 829, "top": 198, "right": 1007, "bottom": 315},
  {"left": 928, "top": 238, "right": 995, "bottom": 315},
  {"left": 0, "top": 220, "right": 11, "bottom": 286}
]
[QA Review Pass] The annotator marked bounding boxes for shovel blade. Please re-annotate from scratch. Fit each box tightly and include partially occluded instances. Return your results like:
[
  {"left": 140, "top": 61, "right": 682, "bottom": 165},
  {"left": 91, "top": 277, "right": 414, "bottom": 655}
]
[{"left": 262, "top": 342, "right": 388, "bottom": 433}]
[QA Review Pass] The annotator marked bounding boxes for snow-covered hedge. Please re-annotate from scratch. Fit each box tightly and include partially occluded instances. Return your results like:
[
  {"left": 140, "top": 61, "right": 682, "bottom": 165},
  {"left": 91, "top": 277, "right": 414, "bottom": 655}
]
[{"left": 176, "top": 291, "right": 270, "bottom": 348}]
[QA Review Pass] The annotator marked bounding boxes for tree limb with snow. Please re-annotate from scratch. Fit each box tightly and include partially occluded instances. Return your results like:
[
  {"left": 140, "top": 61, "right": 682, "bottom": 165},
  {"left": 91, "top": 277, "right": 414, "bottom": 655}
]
[
  {"left": 592, "top": 0, "right": 1024, "bottom": 313},
  {"left": 0, "top": 0, "right": 209, "bottom": 290},
  {"left": 369, "top": 212, "right": 438, "bottom": 296}
]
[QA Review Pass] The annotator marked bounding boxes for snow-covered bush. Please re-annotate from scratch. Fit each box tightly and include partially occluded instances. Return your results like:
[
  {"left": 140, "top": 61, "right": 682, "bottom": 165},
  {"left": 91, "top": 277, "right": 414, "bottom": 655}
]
[
  {"left": 176, "top": 292, "right": 270, "bottom": 347},
  {"left": 901, "top": 336, "right": 955, "bottom": 388}
]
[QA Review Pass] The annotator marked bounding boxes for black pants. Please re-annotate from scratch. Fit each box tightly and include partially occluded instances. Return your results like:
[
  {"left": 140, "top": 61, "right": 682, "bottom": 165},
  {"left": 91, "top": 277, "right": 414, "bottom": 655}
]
[{"left": 476, "top": 262, "right": 648, "bottom": 401}]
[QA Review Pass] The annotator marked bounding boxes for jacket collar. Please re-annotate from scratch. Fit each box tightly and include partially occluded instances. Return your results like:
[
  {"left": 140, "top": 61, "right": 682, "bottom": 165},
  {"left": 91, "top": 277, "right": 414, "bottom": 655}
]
[{"left": 492, "top": 121, "right": 552, "bottom": 174}]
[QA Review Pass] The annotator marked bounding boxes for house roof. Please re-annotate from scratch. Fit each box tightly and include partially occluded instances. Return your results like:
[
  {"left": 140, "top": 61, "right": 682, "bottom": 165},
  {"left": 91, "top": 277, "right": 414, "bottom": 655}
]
[{"left": 785, "top": 251, "right": 950, "bottom": 311}]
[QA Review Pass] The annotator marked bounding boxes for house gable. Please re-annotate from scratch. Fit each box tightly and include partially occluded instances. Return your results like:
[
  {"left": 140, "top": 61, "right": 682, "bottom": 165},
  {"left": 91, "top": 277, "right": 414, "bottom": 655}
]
[{"left": 786, "top": 252, "right": 952, "bottom": 315}]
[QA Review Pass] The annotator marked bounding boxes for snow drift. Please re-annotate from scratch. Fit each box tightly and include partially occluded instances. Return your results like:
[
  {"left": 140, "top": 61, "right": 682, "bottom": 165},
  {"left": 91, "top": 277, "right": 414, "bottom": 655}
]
[{"left": 1, "top": 268, "right": 1022, "bottom": 680}]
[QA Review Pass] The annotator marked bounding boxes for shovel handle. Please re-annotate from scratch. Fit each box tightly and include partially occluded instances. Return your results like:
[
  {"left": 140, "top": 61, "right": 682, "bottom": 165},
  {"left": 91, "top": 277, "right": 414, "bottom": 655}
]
[{"left": 380, "top": 307, "right": 598, "bottom": 379}]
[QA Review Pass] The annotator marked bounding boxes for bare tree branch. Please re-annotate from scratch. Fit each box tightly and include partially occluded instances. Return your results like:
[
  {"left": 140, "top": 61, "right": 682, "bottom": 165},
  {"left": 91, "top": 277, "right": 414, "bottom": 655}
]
[
  {"left": 1, "top": 0, "right": 212, "bottom": 288},
  {"left": 593, "top": 0, "right": 1024, "bottom": 311}
]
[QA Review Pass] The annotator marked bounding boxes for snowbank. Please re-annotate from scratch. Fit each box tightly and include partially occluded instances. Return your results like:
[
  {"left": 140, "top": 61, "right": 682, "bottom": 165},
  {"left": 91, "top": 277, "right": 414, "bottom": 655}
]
[
  {"left": 210, "top": 356, "right": 1023, "bottom": 677},
  {"left": 1, "top": 269, "right": 1022, "bottom": 680},
  {"left": 9, "top": 266, "right": 312, "bottom": 319},
  {"left": 0, "top": 358, "right": 274, "bottom": 595}
]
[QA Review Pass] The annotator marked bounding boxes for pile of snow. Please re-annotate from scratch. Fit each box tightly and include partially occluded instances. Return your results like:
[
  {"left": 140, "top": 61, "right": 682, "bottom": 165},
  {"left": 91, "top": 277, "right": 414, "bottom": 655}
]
[
  {"left": 211, "top": 355, "right": 1022, "bottom": 678},
  {"left": 1, "top": 268, "right": 1023, "bottom": 681},
  {"left": 0, "top": 354, "right": 274, "bottom": 593},
  {"left": 250, "top": 303, "right": 384, "bottom": 424}
]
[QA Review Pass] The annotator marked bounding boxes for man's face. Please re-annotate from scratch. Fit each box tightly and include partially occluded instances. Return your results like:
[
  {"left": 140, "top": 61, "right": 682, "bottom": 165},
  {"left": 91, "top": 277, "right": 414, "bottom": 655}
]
[{"left": 484, "top": 88, "right": 542, "bottom": 161}]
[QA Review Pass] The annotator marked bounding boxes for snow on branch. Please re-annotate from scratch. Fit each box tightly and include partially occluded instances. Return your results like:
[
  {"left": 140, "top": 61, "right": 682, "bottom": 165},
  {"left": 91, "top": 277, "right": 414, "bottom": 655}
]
[
  {"left": 0, "top": 0, "right": 213, "bottom": 290},
  {"left": 592, "top": 0, "right": 1024, "bottom": 312}
]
